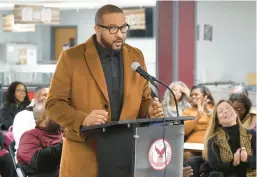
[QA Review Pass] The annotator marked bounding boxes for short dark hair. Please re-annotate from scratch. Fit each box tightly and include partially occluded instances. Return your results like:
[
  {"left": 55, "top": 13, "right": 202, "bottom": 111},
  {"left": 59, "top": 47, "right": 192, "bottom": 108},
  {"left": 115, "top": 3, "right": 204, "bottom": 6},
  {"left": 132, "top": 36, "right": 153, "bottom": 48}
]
[
  {"left": 229, "top": 93, "right": 252, "bottom": 114},
  {"left": 95, "top": 4, "right": 124, "bottom": 24}
]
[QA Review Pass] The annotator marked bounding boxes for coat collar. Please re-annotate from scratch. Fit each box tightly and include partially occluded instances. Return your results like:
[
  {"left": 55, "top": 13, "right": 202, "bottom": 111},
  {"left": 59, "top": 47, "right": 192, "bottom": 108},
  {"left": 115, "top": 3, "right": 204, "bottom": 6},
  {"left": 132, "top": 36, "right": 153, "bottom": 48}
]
[{"left": 84, "top": 34, "right": 134, "bottom": 105}]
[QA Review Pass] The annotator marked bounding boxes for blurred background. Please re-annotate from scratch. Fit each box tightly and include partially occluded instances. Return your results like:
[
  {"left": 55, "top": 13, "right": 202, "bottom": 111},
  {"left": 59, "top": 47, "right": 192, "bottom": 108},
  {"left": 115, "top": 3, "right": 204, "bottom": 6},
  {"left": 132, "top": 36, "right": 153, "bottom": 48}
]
[{"left": 0, "top": 0, "right": 255, "bottom": 105}]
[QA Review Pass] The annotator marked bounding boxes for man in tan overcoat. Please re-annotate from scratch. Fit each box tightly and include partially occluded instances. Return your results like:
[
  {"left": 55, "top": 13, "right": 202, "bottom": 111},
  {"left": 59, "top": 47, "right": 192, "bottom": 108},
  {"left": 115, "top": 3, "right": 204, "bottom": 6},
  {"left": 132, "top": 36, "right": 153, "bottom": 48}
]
[{"left": 45, "top": 4, "right": 163, "bottom": 177}]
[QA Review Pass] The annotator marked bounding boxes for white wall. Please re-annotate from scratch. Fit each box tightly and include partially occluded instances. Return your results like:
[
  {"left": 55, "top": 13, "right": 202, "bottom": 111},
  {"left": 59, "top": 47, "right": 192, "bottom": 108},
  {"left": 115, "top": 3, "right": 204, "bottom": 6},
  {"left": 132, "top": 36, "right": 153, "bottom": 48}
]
[
  {"left": 0, "top": 9, "right": 157, "bottom": 77},
  {"left": 60, "top": 9, "right": 157, "bottom": 76},
  {"left": 126, "top": 38, "right": 156, "bottom": 76},
  {"left": 196, "top": 1, "right": 256, "bottom": 84},
  {"left": 58, "top": 9, "right": 157, "bottom": 76}
]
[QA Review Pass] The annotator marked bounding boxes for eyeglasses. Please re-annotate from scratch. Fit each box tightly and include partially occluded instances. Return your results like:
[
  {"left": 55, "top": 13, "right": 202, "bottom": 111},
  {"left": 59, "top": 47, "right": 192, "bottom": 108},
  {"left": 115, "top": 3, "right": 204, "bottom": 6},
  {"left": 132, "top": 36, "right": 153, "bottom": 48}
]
[
  {"left": 15, "top": 89, "right": 26, "bottom": 93},
  {"left": 97, "top": 24, "right": 130, "bottom": 34}
]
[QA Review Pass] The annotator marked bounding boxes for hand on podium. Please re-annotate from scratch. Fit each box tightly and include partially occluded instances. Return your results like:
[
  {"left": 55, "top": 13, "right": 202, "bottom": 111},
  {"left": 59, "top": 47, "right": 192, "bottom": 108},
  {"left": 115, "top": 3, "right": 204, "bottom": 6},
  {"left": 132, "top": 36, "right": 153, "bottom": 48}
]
[
  {"left": 148, "top": 98, "right": 164, "bottom": 118},
  {"left": 82, "top": 110, "right": 108, "bottom": 126}
]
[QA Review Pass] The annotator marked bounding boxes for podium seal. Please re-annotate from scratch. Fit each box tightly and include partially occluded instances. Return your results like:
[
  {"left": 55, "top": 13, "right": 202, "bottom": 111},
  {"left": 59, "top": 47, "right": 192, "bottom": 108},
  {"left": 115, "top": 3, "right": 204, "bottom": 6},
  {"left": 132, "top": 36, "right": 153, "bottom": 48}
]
[{"left": 148, "top": 138, "right": 172, "bottom": 170}]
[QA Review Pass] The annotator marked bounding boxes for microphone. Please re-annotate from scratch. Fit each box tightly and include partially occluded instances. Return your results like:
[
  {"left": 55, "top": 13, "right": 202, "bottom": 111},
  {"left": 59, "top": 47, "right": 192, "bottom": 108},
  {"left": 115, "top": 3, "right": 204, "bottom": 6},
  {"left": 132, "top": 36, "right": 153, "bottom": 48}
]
[
  {"left": 131, "top": 62, "right": 158, "bottom": 89},
  {"left": 131, "top": 62, "right": 179, "bottom": 117},
  {"left": 131, "top": 62, "right": 180, "bottom": 177}
]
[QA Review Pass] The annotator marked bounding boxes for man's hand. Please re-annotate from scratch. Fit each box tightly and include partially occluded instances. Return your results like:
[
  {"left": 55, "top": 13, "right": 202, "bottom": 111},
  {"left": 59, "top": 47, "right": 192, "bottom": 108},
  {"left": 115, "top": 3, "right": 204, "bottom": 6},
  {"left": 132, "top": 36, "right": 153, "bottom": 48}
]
[
  {"left": 82, "top": 110, "right": 108, "bottom": 126},
  {"left": 183, "top": 166, "right": 193, "bottom": 177},
  {"left": 148, "top": 98, "right": 164, "bottom": 118}
]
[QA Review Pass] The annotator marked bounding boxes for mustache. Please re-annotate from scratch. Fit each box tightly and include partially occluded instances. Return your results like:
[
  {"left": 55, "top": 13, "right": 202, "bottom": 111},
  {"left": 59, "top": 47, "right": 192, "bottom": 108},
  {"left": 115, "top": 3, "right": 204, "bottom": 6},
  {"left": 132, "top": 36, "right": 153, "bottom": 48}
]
[{"left": 114, "top": 38, "right": 123, "bottom": 43}]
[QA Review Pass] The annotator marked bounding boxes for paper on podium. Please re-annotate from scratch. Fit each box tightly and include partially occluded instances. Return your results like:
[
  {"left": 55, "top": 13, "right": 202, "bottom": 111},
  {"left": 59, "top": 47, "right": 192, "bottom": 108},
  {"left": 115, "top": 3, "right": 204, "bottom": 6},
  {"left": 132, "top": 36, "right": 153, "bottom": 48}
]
[{"left": 184, "top": 143, "right": 204, "bottom": 151}]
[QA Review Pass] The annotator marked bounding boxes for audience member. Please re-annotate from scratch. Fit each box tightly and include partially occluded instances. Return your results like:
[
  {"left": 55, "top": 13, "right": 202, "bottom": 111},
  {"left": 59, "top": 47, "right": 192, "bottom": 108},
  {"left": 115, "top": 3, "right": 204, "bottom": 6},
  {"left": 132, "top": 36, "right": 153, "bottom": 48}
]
[
  {"left": 13, "top": 86, "right": 49, "bottom": 150},
  {"left": 203, "top": 100, "right": 256, "bottom": 177},
  {"left": 0, "top": 131, "right": 16, "bottom": 177},
  {"left": 229, "top": 93, "right": 256, "bottom": 129},
  {"left": 0, "top": 81, "right": 30, "bottom": 130},
  {"left": 17, "top": 103, "right": 63, "bottom": 177},
  {"left": 182, "top": 85, "right": 215, "bottom": 160},
  {"left": 163, "top": 81, "right": 191, "bottom": 117}
]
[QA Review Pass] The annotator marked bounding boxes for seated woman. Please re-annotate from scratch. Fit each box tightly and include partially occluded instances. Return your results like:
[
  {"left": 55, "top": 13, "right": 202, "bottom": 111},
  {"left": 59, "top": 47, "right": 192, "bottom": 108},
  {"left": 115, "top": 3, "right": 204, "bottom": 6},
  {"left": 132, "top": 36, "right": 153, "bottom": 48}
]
[
  {"left": 229, "top": 93, "right": 256, "bottom": 129},
  {"left": 163, "top": 81, "right": 191, "bottom": 117},
  {"left": 202, "top": 100, "right": 256, "bottom": 177},
  {"left": 182, "top": 85, "right": 215, "bottom": 160},
  {"left": 0, "top": 81, "right": 30, "bottom": 130}
]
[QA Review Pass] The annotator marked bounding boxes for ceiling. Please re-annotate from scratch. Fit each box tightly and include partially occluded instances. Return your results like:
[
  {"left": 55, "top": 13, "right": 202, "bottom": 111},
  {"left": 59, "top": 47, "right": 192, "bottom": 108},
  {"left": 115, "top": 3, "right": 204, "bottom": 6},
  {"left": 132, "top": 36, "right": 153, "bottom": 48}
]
[{"left": 0, "top": 0, "right": 157, "bottom": 10}]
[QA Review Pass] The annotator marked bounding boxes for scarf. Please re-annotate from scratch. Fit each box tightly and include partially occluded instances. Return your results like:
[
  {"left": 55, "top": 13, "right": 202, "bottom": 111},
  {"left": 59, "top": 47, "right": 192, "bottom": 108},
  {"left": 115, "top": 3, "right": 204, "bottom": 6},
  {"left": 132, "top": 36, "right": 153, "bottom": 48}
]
[{"left": 216, "top": 125, "right": 256, "bottom": 177}]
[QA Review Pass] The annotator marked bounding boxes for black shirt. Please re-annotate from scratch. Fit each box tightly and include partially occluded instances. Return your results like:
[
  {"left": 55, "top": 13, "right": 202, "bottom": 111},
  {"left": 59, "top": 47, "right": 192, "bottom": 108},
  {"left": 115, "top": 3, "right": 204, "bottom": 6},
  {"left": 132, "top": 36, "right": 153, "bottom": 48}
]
[
  {"left": 94, "top": 37, "right": 124, "bottom": 121},
  {"left": 207, "top": 124, "right": 256, "bottom": 177}
]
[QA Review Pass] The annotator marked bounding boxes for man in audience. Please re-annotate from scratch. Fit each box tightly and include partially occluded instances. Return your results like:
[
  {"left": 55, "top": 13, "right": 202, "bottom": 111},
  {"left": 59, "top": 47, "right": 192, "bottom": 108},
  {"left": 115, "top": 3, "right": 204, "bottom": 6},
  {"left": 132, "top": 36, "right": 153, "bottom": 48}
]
[
  {"left": 17, "top": 103, "right": 62, "bottom": 177},
  {"left": 12, "top": 86, "right": 49, "bottom": 150}
]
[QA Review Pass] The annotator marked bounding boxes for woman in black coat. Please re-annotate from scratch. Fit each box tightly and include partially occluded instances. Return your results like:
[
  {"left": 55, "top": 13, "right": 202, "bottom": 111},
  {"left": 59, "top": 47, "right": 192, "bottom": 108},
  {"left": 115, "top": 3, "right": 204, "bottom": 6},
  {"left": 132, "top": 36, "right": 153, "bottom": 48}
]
[
  {"left": 0, "top": 81, "right": 30, "bottom": 130},
  {"left": 202, "top": 100, "right": 256, "bottom": 177}
]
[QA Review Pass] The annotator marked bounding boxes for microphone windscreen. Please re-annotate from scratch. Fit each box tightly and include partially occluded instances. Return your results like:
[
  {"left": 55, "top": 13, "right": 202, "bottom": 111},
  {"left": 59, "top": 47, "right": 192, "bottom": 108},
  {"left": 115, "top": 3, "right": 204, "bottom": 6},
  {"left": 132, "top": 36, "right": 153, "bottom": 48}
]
[{"left": 131, "top": 62, "right": 141, "bottom": 71}]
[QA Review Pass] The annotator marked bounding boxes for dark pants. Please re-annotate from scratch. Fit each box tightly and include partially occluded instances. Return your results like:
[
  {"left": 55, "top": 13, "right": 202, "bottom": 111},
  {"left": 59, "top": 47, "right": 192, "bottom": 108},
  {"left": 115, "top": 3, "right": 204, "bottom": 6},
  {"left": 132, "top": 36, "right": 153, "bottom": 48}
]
[
  {"left": 185, "top": 156, "right": 225, "bottom": 177},
  {"left": 185, "top": 156, "right": 205, "bottom": 177},
  {"left": 208, "top": 171, "right": 224, "bottom": 177},
  {"left": 0, "top": 153, "right": 17, "bottom": 177}
]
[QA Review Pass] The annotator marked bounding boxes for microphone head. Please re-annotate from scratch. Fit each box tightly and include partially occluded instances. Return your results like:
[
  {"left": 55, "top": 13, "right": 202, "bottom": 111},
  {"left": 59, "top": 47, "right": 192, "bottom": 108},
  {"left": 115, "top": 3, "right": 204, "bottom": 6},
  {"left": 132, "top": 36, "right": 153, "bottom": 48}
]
[{"left": 131, "top": 62, "right": 141, "bottom": 71}]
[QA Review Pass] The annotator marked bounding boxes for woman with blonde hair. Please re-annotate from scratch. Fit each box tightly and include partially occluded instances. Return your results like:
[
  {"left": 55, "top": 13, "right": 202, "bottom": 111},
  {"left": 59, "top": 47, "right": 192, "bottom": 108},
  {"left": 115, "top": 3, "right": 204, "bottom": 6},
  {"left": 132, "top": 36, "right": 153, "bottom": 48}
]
[
  {"left": 163, "top": 81, "right": 191, "bottom": 117},
  {"left": 202, "top": 100, "right": 256, "bottom": 177}
]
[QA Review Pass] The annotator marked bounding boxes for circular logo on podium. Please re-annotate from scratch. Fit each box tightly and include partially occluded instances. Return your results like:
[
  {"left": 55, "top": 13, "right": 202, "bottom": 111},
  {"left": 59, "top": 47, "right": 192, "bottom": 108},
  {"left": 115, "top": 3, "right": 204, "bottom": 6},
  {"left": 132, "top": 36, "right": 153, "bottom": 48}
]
[{"left": 148, "top": 138, "right": 172, "bottom": 170}]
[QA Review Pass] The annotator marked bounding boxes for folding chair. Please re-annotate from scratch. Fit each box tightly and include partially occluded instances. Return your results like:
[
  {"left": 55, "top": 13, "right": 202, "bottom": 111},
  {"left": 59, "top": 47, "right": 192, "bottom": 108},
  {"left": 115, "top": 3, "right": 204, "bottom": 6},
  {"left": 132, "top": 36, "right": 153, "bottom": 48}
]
[{"left": 8, "top": 141, "right": 27, "bottom": 177}]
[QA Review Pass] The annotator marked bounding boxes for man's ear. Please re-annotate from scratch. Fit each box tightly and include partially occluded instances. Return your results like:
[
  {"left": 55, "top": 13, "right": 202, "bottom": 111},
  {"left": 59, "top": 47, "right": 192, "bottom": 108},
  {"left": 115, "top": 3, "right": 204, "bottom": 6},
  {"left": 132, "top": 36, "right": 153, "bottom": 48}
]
[{"left": 94, "top": 25, "right": 100, "bottom": 37}]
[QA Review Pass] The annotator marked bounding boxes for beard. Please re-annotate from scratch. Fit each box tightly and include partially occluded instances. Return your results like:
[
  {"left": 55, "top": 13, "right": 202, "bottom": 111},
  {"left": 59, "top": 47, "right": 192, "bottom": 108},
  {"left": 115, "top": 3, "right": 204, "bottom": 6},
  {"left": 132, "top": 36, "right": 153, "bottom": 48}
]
[
  {"left": 47, "top": 120, "right": 61, "bottom": 133},
  {"left": 100, "top": 34, "right": 124, "bottom": 51}
]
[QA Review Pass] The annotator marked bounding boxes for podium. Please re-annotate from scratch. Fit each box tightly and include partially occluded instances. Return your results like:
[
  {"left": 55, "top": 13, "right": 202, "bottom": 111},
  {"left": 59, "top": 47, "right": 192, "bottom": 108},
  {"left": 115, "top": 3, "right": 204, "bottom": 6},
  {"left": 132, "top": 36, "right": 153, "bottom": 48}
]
[{"left": 81, "top": 117, "right": 193, "bottom": 177}]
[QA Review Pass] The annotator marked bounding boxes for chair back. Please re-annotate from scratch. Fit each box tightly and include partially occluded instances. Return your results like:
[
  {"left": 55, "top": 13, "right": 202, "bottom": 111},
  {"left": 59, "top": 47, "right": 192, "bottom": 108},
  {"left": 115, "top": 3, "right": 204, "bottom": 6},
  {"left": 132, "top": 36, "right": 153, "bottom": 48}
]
[
  {"left": 8, "top": 141, "right": 17, "bottom": 169},
  {"left": 8, "top": 141, "right": 27, "bottom": 177}
]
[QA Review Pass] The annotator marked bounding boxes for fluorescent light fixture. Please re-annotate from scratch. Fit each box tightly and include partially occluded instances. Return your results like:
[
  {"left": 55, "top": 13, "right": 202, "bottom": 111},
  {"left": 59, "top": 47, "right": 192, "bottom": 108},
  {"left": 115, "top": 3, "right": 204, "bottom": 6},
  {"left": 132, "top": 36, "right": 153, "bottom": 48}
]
[{"left": 0, "top": 0, "right": 157, "bottom": 10}]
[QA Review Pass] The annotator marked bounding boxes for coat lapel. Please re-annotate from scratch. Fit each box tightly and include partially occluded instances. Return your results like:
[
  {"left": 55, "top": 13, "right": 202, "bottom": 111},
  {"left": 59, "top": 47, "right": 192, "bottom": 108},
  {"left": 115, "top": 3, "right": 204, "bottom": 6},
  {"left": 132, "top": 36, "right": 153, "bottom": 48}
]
[
  {"left": 84, "top": 36, "right": 134, "bottom": 119},
  {"left": 120, "top": 45, "right": 134, "bottom": 119},
  {"left": 84, "top": 36, "right": 109, "bottom": 103}
]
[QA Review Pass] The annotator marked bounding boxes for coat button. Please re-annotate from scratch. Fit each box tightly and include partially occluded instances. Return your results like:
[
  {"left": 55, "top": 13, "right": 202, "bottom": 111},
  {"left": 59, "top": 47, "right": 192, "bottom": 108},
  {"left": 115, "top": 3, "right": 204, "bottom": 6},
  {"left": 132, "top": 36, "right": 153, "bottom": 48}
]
[{"left": 104, "top": 104, "right": 109, "bottom": 109}]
